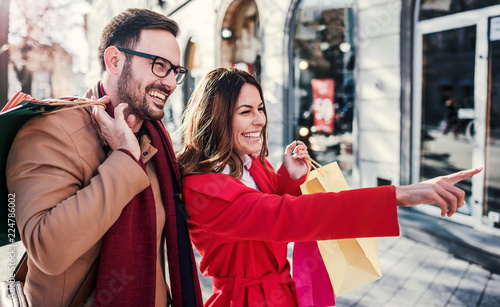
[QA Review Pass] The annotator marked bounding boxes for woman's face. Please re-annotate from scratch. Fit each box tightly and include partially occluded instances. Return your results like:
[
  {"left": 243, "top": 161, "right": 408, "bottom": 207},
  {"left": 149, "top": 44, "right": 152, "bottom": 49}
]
[{"left": 232, "top": 83, "right": 267, "bottom": 159}]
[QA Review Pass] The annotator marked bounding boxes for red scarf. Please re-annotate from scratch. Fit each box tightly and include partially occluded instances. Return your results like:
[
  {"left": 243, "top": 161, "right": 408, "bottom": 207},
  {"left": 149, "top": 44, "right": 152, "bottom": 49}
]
[{"left": 93, "top": 84, "right": 202, "bottom": 306}]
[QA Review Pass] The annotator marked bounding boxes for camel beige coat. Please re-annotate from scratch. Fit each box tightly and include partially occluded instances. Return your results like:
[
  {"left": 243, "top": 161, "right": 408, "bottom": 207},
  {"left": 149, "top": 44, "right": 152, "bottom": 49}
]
[{"left": 6, "top": 87, "right": 169, "bottom": 306}]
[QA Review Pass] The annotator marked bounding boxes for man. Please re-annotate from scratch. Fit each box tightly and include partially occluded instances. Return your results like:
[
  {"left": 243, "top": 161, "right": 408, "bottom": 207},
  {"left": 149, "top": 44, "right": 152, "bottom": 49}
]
[{"left": 6, "top": 8, "right": 202, "bottom": 306}]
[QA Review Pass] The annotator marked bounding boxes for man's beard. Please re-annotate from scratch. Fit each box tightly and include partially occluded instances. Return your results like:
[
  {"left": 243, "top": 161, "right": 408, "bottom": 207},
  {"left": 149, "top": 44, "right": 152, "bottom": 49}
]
[{"left": 116, "top": 63, "right": 167, "bottom": 121}]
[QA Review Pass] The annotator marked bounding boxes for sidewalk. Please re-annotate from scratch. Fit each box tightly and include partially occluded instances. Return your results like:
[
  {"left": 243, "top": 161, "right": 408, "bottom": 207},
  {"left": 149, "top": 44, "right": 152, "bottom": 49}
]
[
  {"left": 195, "top": 230, "right": 500, "bottom": 306},
  {"left": 1, "top": 225, "right": 498, "bottom": 306},
  {"left": 333, "top": 235, "right": 499, "bottom": 307}
]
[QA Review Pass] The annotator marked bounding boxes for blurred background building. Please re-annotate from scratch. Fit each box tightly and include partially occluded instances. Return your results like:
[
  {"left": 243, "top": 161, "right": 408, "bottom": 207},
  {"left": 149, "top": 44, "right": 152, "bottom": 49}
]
[{"left": 1, "top": 0, "right": 499, "bottom": 271}]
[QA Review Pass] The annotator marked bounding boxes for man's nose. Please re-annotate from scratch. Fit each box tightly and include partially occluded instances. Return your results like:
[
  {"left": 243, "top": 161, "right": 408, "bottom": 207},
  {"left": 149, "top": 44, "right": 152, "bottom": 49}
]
[{"left": 160, "top": 72, "right": 177, "bottom": 91}]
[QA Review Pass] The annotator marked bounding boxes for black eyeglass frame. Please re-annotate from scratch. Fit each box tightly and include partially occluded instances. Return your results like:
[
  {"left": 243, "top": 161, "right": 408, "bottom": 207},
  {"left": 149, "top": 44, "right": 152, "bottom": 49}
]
[{"left": 118, "top": 48, "right": 188, "bottom": 84}]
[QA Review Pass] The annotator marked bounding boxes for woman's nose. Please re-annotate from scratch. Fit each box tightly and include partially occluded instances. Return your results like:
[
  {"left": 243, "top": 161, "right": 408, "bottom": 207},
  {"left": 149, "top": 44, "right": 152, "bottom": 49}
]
[{"left": 253, "top": 112, "right": 266, "bottom": 126}]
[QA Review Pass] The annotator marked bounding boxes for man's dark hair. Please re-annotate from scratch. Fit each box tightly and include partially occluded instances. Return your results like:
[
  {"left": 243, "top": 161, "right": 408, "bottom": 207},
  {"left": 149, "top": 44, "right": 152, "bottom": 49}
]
[{"left": 98, "top": 8, "right": 179, "bottom": 73}]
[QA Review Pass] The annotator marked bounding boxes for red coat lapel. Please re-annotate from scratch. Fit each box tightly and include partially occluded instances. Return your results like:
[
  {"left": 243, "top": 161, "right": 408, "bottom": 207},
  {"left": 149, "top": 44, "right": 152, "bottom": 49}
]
[{"left": 248, "top": 158, "right": 276, "bottom": 194}]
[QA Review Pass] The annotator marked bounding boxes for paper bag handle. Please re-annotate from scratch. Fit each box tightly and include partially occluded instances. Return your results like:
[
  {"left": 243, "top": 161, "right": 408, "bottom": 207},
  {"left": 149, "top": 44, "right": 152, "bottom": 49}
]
[{"left": 307, "top": 158, "right": 330, "bottom": 175}]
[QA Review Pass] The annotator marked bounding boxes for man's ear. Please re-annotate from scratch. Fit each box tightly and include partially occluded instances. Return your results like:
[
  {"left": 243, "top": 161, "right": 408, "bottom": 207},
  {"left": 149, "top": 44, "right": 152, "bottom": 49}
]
[{"left": 103, "top": 46, "right": 122, "bottom": 76}]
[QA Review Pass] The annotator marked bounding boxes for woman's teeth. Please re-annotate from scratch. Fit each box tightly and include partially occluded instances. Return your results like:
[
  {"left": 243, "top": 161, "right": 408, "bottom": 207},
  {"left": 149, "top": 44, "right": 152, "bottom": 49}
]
[{"left": 243, "top": 132, "right": 260, "bottom": 138}]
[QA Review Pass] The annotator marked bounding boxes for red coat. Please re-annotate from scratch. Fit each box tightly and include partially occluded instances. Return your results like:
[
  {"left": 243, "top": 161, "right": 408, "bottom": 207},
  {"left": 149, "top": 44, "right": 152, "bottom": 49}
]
[{"left": 183, "top": 158, "right": 399, "bottom": 307}]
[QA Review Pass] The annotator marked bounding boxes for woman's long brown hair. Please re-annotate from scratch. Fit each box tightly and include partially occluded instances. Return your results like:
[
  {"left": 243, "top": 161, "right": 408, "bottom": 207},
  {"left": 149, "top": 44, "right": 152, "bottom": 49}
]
[{"left": 177, "top": 68, "right": 269, "bottom": 179}]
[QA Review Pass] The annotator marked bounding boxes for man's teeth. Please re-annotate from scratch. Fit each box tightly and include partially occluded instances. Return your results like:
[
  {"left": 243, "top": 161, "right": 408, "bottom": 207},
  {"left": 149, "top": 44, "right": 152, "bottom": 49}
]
[
  {"left": 243, "top": 132, "right": 260, "bottom": 138},
  {"left": 150, "top": 91, "right": 166, "bottom": 101}
]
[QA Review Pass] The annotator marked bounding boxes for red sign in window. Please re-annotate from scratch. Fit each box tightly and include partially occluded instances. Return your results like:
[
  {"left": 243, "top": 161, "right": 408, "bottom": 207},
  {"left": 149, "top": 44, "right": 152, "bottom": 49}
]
[{"left": 312, "top": 79, "right": 335, "bottom": 134}]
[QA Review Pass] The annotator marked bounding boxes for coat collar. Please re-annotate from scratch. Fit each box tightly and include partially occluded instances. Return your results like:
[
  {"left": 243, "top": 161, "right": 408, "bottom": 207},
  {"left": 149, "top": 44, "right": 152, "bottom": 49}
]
[
  {"left": 82, "top": 84, "right": 108, "bottom": 149},
  {"left": 248, "top": 158, "right": 276, "bottom": 194}
]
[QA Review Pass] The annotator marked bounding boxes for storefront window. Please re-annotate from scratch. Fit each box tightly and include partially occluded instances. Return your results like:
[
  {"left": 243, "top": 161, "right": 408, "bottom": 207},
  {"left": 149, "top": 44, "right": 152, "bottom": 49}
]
[
  {"left": 420, "top": 26, "right": 476, "bottom": 215},
  {"left": 183, "top": 38, "right": 199, "bottom": 109},
  {"left": 220, "top": 0, "right": 261, "bottom": 79},
  {"left": 292, "top": 0, "right": 355, "bottom": 183},
  {"left": 419, "top": 0, "right": 498, "bottom": 21},
  {"left": 415, "top": 4, "right": 500, "bottom": 230},
  {"left": 486, "top": 23, "right": 500, "bottom": 227}
]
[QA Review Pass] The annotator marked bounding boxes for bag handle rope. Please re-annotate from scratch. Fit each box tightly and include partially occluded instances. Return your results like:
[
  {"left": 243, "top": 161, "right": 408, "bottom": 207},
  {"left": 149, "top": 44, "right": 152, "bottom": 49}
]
[
  {"left": 306, "top": 158, "right": 330, "bottom": 175},
  {"left": 293, "top": 140, "right": 330, "bottom": 176},
  {"left": 41, "top": 96, "right": 106, "bottom": 115}
]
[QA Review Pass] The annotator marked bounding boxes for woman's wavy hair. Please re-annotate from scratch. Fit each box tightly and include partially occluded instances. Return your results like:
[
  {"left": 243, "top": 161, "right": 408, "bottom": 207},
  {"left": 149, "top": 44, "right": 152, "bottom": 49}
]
[{"left": 177, "top": 68, "right": 269, "bottom": 178}]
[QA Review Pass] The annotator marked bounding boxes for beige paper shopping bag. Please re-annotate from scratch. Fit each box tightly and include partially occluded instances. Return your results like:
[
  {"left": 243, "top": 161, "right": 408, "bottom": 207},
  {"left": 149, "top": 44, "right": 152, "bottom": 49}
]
[{"left": 300, "top": 161, "right": 382, "bottom": 297}]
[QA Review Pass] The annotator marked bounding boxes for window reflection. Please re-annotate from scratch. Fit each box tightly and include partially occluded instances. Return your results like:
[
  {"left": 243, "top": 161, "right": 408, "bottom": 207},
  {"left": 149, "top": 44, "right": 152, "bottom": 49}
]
[
  {"left": 419, "top": 0, "right": 499, "bottom": 21},
  {"left": 486, "top": 38, "right": 500, "bottom": 228},
  {"left": 293, "top": 3, "right": 355, "bottom": 184},
  {"left": 420, "top": 26, "right": 476, "bottom": 215}
]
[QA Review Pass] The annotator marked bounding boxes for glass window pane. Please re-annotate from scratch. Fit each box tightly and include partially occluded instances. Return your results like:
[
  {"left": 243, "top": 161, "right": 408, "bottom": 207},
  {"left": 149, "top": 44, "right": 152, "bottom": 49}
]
[
  {"left": 292, "top": 2, "right": 355, "bottom": 184},
  {"left": 486, "top": 38, "right": 500, "bottom": 228},
  {"left": 419, "top": 0, "right": 500, "bottom": 21},
  {"left": 420, "top": 26, "right": 476, "bottom": 215}
]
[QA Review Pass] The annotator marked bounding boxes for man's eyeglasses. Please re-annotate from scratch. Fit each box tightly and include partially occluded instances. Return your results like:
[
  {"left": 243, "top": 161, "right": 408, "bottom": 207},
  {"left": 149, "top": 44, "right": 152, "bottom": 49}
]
[{"left": 118, "top": 48, "right": 188, "bottom": 84}]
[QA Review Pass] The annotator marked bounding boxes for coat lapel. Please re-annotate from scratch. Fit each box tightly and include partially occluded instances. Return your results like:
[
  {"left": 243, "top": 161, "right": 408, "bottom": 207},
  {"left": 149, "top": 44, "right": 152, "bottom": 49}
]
[{"left": 248, "top": 159, "right": 276, "bottom": 194}]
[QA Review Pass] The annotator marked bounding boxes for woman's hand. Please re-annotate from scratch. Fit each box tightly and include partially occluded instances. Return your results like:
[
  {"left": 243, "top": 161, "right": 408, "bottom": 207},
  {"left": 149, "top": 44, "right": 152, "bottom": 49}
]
[
  {"left": 283, "top": 140, "right": 311, "bottom": 180},
  {"left": 395, "top": 167, "right": 483, "bottom": 217}
]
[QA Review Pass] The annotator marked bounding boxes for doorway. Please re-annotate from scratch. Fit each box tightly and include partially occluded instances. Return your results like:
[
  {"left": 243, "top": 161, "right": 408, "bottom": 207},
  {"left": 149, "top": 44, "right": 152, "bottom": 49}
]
[
  {"left": 413, "top": 5, "right": 500, "bottom": 232},
  {"left": 485, "top": 16, "right": 500, "bottom": 229}
]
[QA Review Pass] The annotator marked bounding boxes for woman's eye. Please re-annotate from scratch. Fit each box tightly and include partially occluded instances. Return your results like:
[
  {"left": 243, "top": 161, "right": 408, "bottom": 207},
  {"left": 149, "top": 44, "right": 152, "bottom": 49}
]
[
  {"left": 240, "top": 110, "right": 250, "bottom": 115},
  {"left": 258, "top": 107, "right": 264, "bottom": 112}
]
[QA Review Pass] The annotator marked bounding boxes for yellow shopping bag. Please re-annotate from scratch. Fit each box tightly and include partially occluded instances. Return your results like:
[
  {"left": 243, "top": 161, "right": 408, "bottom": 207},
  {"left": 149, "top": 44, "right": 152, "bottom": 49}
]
[{"left": 300, "top": 161, "right": 382, "bottom": 297}]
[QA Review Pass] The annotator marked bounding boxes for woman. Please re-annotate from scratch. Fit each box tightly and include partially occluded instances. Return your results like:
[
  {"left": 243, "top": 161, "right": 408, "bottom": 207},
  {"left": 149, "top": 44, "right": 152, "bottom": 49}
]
[{"left": 177, "top": 68, "right": 481, "bottom": 307}]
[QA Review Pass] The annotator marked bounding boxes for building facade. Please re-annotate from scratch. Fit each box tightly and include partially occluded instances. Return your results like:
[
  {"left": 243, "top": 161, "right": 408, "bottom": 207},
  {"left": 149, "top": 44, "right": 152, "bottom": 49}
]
[{"left": 86, "top": 0, "right": 500, "bottom": 269}]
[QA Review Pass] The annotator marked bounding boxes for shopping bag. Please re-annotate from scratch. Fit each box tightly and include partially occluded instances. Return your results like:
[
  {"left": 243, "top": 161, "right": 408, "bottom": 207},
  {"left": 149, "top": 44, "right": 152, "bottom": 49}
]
[
  {"left": 300, "top": 161, "right": 382, "bottom": 297},
  {"left": 0, "top": 92, "right": 104, "bottom": 246},
  {"left": 293, "top": 241, "right": 335, "bottom": 306}
]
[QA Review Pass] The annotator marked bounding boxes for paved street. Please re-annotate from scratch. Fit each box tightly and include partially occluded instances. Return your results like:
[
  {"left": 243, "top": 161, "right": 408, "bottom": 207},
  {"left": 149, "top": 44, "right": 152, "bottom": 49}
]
[
  {"left": 195, "top": 234, "right": 500, "bottom": 306},
  {"left": 332, "top": 235, "right": 499, "bottom": 307},
  {"left": 1, "top": 232, "right": 498, "bottom": 306}
]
